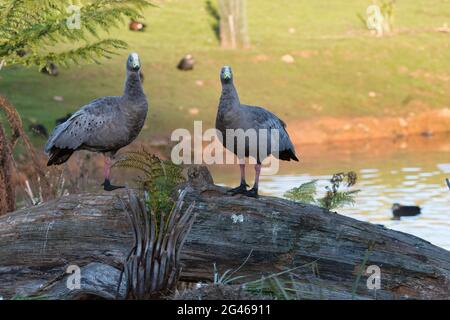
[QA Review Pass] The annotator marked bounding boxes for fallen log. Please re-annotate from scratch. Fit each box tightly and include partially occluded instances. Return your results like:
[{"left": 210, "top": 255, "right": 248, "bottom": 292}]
[{"left": 0, "top": 166, "right": 449, "bottom": 299}]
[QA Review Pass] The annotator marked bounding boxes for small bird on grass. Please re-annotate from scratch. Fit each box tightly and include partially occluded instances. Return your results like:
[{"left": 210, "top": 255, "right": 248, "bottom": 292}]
[
  {"left": 40, "top": 62, "right": 59, "bottom": 76},
  {"left": 29, "top": 123, "right": 48, "bottom": 138},
  {"left": 45, "top": 53, "right": 148, "bottom": 191},
  {"left": 177, "top": 54, "right": 195, "bottom": 71},
  {"left": 129, "top": 20, "right": 146, "bottom": 32},
  {"left": 215, "top": 66, "right": 299, "bottom": 198}
]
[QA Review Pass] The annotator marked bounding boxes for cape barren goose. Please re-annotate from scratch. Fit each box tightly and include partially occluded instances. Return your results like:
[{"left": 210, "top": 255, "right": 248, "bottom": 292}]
[
  {"left": 45, "top": 53, "right": 148, "bottom": 191},
  {"left": 215, "top": 66, "right": 299, "bottom": 198}
]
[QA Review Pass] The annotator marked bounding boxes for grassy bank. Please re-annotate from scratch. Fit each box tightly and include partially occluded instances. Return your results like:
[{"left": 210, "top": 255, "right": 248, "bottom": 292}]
[{"left": 0, "top": 0, "right": 449, "bottom": 145}]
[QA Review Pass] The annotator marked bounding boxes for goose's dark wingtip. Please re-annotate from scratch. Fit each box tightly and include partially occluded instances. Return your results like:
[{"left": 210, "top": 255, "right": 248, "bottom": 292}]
[
  {"left": 279, "top": 149, "right": 299, "bottom": 162},
  {"left": 47, "top": 147, "right": 74, "bottom": 166},
  {"left": 46, "top": 158, "right": 62, "bottom": 166}
]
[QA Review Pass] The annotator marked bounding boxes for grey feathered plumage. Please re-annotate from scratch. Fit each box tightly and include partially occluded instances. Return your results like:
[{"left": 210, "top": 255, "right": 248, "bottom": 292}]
[
  {"left": 45, "top": 63, "right": 148, "bottom": 166},
  {"left": 215, "top": 68, "right": 298, "bottom": 163}
]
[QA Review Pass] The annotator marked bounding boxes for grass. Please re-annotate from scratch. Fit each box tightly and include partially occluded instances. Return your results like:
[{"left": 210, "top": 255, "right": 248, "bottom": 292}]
[
  {"left": 351, "top": 244, "right": 373, "bottom": 299},
  {"left": 0, "top": 0, "right": 449, "bottom": 148}
]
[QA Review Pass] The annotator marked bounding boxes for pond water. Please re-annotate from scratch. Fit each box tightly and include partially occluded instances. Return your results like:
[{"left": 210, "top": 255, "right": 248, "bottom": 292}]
[{"left": 209, "top": 134, "right": 450, "bottom": 251}]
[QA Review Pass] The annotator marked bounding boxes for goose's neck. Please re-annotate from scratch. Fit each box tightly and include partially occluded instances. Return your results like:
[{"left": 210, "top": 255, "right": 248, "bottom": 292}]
[
  {"left": 123, "top": 71, "right": 145, "bottom": 101},
  {"left": 220, "top": 82, "right": 240, "bottom": 109}
]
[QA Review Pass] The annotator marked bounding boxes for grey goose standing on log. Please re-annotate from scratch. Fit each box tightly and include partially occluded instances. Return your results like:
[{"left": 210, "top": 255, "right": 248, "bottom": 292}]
[
  {"left": 45, "top": 53, "right": 148, "bottom": 191},
  {"left": 216, "top": 66, "right": 299, "bottom": 198}
]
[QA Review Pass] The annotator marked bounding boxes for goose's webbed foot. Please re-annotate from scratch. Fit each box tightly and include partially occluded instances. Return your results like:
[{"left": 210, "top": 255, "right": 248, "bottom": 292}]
[
  {"left": 243, "top": 187, "right": 259, "bottom": 198},
  {"left": 227, "top": 182, "right": 249, "bottom": 195},
  {"left": 102, "top": 179, "right": 125, "bottom": 191}
]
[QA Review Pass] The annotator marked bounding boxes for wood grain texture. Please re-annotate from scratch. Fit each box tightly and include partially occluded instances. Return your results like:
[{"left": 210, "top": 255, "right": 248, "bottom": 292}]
[{"left": 0, "top": 166, "right": 449, "bottom": 299}]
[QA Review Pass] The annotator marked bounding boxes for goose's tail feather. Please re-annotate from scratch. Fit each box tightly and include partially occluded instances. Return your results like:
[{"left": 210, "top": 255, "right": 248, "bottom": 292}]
[
  {"left": 47, "top": 147, "right": 74, "bottom": 166},
  {"left": 279, "top": 148, "right": 299, "bottom": 162}
]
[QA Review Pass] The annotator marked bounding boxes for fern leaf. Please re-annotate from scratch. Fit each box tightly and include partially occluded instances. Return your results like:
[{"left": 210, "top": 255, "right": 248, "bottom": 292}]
[
  {"left": 284, "top": 180, "right": 318, "bottom": 204},
  {"left": 319, "top": 190, "right": 360, "bottom": 211},
  {"left": 0, "top": 0, "right": 153, "bottom": 68}
]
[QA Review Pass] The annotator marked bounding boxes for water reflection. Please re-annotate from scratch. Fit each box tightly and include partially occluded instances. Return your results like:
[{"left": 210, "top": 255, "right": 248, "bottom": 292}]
[{"left": 210, "top": 134, "right": 450, "bottom": 250}]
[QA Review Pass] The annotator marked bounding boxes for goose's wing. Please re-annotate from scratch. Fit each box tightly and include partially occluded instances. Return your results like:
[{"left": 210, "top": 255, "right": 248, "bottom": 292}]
[
  {"left": 239, "top": 105, "right": 287, "bottom": 132},
  {"left": 45, "top": 97, "right": 122, "bottom": 153},
  {"left": 243, "top": 105, "right": 299, "bottom": 161}
]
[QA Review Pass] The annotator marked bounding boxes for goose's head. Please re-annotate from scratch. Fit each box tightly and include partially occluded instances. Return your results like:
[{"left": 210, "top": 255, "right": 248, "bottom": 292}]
[
  {"left": 220, "top": 66, "right": 233, "bottom": 84},
  {"left": 127, "top": 52, "right": 141, "bottom": 72}
]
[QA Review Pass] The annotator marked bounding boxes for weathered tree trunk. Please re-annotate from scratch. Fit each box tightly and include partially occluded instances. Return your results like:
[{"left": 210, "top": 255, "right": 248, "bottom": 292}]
[
  {"left": 218, "top": 0, "right": 249, "bottom": 49},
  {"left": 0, "top": 166, "right": 449, "bottom": 299}
]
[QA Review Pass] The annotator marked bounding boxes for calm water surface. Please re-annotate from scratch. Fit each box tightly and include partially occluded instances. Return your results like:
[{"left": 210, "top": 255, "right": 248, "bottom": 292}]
[{"left": 210, "top": 135, "right": 450, "bottom": 250}]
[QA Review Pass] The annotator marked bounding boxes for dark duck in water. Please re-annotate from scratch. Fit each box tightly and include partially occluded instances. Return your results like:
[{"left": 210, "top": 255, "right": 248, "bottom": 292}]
[{"left": 392, "top": 203, "right": 421, "bottom": 219}]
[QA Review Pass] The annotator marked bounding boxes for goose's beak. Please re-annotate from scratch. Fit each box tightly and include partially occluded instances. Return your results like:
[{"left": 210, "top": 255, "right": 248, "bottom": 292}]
[
  {"left": 223, "top": 69, "right": 233, "bottom": 80},
  {"left": 223, "top": 71, "right": 232, "bottom": 80}
]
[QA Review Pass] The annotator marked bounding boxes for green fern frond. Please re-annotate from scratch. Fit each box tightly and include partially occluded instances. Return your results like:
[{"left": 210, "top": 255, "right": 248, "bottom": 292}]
[
  {"left": 318, "top": 190, "right": 360, "bottom": 211},
  {"left": 15, "top": 39, "right": 127, "bottom": 69},
  {"left": 284, "top": 180, "right": 318, "bottom": 204},
  {"left": 285, "top": 171, "right": 360, "bottom": 212},
  {"left": 114, "top": 148, "right": 185, "bottom": 215},
  {"left": 0, "top": 0, "right": 153, "bottom": 69}
]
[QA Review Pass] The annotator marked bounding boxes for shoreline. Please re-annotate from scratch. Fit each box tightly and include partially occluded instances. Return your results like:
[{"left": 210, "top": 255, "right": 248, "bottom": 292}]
[
  {"left": 142, "top": 108, "right": 450, "bottom": 150},
  {"left": 287, "top": 108, "right": 450, "bottom": 145}
]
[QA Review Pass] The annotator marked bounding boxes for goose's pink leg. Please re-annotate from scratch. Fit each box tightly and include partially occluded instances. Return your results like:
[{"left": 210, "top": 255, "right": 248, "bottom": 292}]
[
  {"left": 101, "top": 155, "right": 124, "bottom": 191},
  {"left": 103, "top": 156, "right": 111, "bottom": 180},
  {"left": 253, "top": 164, "right": 261, "bottom": 190}
]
